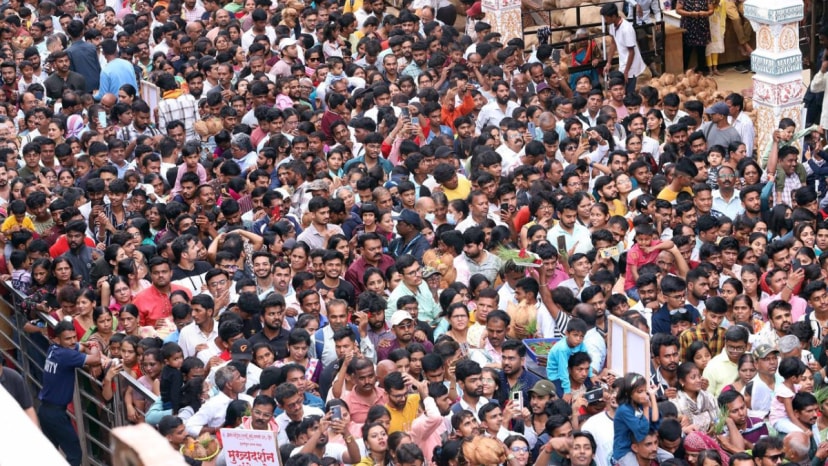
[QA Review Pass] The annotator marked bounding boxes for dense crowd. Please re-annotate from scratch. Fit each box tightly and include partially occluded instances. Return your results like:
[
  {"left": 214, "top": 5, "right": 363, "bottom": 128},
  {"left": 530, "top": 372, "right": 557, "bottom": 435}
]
[{"left": 0, "top": 0, "right": 824, "bottom": 466}]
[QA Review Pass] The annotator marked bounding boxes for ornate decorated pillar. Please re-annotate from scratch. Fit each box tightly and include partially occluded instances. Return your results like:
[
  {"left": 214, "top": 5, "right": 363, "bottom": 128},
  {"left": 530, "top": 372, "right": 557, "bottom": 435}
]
[
  {"left": 481, "top": 0, "right": 522, "bottom": 43},
  {"left": 744, "top": 0, "right": 806, "bottom": 157}
]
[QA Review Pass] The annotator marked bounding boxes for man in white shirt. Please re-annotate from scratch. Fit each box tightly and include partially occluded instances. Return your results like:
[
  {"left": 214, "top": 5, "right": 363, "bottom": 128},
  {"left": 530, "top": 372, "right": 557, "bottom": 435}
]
[
  {"left": 274, "top": 382, "right": 325, "bottom": 445},
  {"left": 177, "top": 294, "right": 218, "bottom": 358},
  {"left": 186, "top": 366, "right": 253, "bottom": 436},
  {"left": 476, "top": 80, "right": 518, "bottom": 131},
  {"left": 546, "top": 196, "right": 593, "bottom": 255},
  {"left": 662, "top": 93, "right": 689, "bottom": 127},
  {"left": 602, "top": 3, "right": 646, "bottom": 96},
  {"left": 496, "top": 128, "right": 525, "bottom": 174},
  {"left": 726, "top": 93, "right": 755, "bottom": 157}
]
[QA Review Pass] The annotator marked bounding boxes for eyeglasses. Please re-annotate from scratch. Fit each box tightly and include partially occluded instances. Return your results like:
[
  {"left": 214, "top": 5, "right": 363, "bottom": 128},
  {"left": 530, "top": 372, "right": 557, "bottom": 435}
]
[
  {"left": 511, "top": 447, "right": 529, "bottom": 453},
  {"left": 209, "top": 279, "right": 228, "bottom": 287},
  {"left": 726, "top": 345, "right": 747, "bottom": 353},
  {"left": 669, "top": 308, "right": 687, "bottom": 316},
  {"left": 718, "top": 174, "right": 736, "bottom": 179},
  {"left": 667, "top": 293, "right": 687, "bottom": 301},
  {"left": 404, "top": 268, "right": 422, "bottom": 277},
  {"left": 762, "top": 454, "right": 785, "bottom": 463}
]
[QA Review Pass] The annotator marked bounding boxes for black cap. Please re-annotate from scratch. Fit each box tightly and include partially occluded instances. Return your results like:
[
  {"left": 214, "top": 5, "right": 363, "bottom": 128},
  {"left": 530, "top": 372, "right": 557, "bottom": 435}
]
[{"left": 231, "top": 339, "right": 252, "bottom": 361}]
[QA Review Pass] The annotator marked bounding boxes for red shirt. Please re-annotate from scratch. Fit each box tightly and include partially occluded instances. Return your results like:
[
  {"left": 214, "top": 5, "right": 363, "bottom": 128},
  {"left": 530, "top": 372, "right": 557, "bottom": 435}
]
[{"left": 133, "top": 284, "right": 192, "bottom": 327}]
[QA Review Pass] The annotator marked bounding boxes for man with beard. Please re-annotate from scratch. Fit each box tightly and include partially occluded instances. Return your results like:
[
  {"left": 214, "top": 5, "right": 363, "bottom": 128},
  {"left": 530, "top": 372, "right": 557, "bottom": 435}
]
[
  {"left": 274, "top": 383, "right": 325, "bottom": 445},
  {"left": 239, "top": 395, "right": 279, "bottom": 431},
  {"left": 630, "top": 274, "right": 660, "bottom": 327},
  {"left": 43, "top": 51, "right": 86, "bottom": 102},
  {"left": 451, "top": 359, "right": 488, "bottom": 419},
  {"left": 170, "top": 234, "right": 212, "bottom": 293},
  {"left": 757, "top": 300, "right": 793, "bottom": 349},
  {"left": 0, "top": 164, "right": 9, "bottom": 205},
  {"left": 713, "top": 165, "right": 743, "bottom": 219},
  {"left": 582, "top": 383, "right": 618, "bottom": 466},
  {"left": 249, "top": 294, "right": 289, "bottom": 359},
  {"left": 291, "top": 414, "right": 361, "bottom": 463},
  {"left": 342, "top": 357, "right": 388, "bottom": 425},
  {"left": 548, "top": 196, "right": 593, "bottom": 255},
  {"left": 462, "top": 227, "right": 503, "bottom": 283},
  {"left": 522, "top": 380, "right": 555, "bottom": 452},
  {"left": 477, "top": 80, "right": 518, "bottom": 130},
  {"left": 650, "top": 333, "right": 681, "bottom": 402},
  {"left": 378, "top": 311, "right": 433, "bottom": 361},
  {"left": 627, "top": 430, "right": 659, "bottom": 466},
  {"left": 717, "top": 390, "right": 768, "bottom": 451},
  {"left": 679, "top": 296, "right": 726, "bottom": 362},
  {"left": 496, "top": 339, "right": 542, "bottom": 403},
  {"left": 185, "top": 71, "right": 205, "bottom": 100},
  {"left": 60, "top": 219, "right": 95, "bottom": 284},
  {"left": 627, "top": 113, "right": 661, "bottom": 160},
  {"left": 134, "top": 257, "right": 192, "bottom": 327},
  {"left": 383, "top": 371, "right": 423, "bottom": 433},
  {"left": 401, "top": 41, "right": 428, "bottom": 79},
  {"left": 272, "top": 38, "right": 301, "bottom": 78},
  {"left": 684, "top": 267, "right": 710, "bottom": 315},
  {"left": 250, "top": 251, "right": 276, "bottom": 298},
  {"left": 739, "top": 184, "right": 763, "bottom": 221},
  {"left": 409, "top": 382, "right": 453, "bottom": 463}
]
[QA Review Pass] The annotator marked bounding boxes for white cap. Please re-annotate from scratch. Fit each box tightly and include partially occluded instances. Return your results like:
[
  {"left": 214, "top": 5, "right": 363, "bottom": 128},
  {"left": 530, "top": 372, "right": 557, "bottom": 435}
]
[
  {"left": 390, "top": 310, "right": 414, "bottom": 327},
  {"left": 279, "top": 38, "right": 298, "bottom": 50}
]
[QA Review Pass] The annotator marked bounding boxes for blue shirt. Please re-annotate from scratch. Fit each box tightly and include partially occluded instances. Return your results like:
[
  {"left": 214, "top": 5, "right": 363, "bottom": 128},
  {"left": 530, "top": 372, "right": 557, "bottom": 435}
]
[
  {"left": 66, "top": 41, "right": 101, "bottom": 93},
  {"left": 613, "top": 403, "right": 658, "bottom": 460},
  {"left": 651, "top": 304, "right": 701, "bottom": 336},
  {"left": 546, "top": 340, "right": 591, "bottom": 394},
  {"left": 39, "top": 344, "right": 87, "bottom": 406},
  {"left": 95, "top": 58, "right": 138, "bottom": 101}
]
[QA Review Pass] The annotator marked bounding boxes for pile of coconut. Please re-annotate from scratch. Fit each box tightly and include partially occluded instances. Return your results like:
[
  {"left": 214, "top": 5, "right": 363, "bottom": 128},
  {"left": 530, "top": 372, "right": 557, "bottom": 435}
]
[{"left": 646, "top": 70, "right": 757, "bottom": 131}]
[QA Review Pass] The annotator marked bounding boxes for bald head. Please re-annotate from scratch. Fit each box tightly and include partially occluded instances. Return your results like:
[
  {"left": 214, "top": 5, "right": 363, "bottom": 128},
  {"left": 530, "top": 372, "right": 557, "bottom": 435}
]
[
  {"left": 783, "top": 431, "right": 810, "bottom": 462},
  {"left": 415, "top": 196, "right": 435, "bottom": 219},
  {"left": 101, "top": 93, "right": 117, "bottom": 108},
  {"left": 376, "top": 359, "right": 397, "bottom": 383}
]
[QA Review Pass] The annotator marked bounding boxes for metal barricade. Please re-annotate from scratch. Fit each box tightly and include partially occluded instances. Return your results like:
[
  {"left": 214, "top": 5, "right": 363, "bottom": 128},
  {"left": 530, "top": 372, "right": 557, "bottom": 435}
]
[{"left": 0, "top": 281, "right": 142, "bottom": 466}]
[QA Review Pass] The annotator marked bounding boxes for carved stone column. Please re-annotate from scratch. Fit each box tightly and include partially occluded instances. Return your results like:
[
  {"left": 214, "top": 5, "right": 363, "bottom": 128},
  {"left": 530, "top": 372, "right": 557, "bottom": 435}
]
[
  {"left": 744, "top": 0, "right": 806, "bottom": 156},
  {"left": 482, "top": 0, "right": 522, "bottom": 43}
]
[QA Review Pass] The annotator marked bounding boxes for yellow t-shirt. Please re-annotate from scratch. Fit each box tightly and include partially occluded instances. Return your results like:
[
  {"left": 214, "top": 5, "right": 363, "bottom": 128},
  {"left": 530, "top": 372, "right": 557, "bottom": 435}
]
[
  {"left": 1, "top": 215, "right": 35, "bottom": 234},
  {"left": 387, "top": 393, "right": 421, "bottom": 434},
  {"left": 443, "top": 175, "right": 472, "bottom": 201},
  {"left": 656, "top": 186, "right": 694, "bottom": 202}
]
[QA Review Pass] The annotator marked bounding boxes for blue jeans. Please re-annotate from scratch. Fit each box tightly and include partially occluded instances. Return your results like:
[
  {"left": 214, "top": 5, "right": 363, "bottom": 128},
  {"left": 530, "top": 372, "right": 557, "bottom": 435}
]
[{"left": 38, "top": 402, "right": 82, "bottom": 466}]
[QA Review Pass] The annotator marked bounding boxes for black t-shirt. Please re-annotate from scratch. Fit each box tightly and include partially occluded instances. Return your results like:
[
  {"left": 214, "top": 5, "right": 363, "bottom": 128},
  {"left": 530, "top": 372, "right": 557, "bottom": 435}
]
[
  {"left": 171, "top": 261, "right": 213, "bottom": 281},
  {"left": 315, "top": 279, "right": 356, "bottom": 308},
  {"left": 0, "top": 366, "right": 33, "bottom": 410}
]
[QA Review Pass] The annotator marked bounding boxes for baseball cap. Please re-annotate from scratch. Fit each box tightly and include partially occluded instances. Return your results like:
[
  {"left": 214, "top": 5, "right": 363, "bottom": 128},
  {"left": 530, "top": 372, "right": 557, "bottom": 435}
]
[
  {"left": 704, "top": 102, "right": 729, "bottom": 116},
  {"left": 398, "top": 208, "right": 423, "bottom": 230},
  {"left": 231, "top": 339, "right": 253, "bottom": 361},
  {"left": 536, "top": 82, "right": 551, "bottom": 93},
  {"left": 279, "top": 37, "right": 298, "bottom": 50},
  {"left": 528, "top": 380, "right": 556, "bottom": 397},
  {"left": 390, "top": 310, "right": 414, "bottom": 327},
  {"left": 753, "top": 343, "right": 779, "bottom": 359},
  {"left": 422, "top": 266, "right": 441, "bottom": 279}
]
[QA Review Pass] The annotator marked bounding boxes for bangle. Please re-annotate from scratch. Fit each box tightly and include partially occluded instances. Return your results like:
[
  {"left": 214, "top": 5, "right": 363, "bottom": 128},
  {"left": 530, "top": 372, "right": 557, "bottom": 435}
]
[
  {"left": 344, "top": 435, "right": 354, "bottom": 443},
  {"left": 785, "top": 284, "right": 795, "bottom": 291}
]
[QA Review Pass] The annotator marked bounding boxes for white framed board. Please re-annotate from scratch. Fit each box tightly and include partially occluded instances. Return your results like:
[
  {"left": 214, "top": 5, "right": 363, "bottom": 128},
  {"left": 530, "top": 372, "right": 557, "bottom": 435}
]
[{"left": 606, "top": 314, "right": 651, "bottom": 381}]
